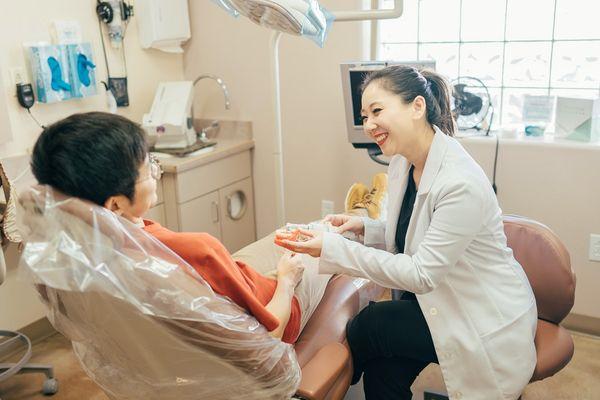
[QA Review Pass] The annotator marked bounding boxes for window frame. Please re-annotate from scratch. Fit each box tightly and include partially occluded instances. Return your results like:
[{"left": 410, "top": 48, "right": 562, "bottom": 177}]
[{"left": 374, "top": 0, "right": 600, "bottom": 128}]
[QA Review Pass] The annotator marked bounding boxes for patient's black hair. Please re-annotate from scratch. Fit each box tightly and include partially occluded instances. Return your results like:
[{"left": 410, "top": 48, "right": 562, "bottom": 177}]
[{"left": 31, "top": 112, "right": 148, "bottom": 206}]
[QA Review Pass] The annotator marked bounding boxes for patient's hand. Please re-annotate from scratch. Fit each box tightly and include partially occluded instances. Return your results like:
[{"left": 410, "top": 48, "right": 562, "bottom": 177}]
[
  {"left": 323, "top": 214, "right": 365, "bottom": 237},
  {"left": 276, "top": 252, "right": 304, "bottom": 288}
]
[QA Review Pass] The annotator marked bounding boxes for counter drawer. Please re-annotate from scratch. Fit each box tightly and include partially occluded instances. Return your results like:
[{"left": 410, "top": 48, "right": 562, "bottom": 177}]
[{"left": 174, "top": 151, "right": 251, "bottom": 203}]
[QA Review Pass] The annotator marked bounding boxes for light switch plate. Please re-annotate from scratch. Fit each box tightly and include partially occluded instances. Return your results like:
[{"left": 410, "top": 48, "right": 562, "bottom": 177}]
[
  {"left": 589, "top": 234, "right": 600, "bottom": 262},
  {"left": 321, "top": 200, "right": 334, "bottom": 218}
]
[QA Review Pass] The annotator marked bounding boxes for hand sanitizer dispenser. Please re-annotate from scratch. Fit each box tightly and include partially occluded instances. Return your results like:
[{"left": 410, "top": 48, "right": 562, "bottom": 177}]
[{"left": 136, "top": 0, "right": 191, "bottom": 53}]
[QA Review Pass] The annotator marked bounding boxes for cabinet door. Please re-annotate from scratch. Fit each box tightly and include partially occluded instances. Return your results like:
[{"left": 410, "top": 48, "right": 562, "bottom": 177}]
[
  {"left": 219, "top": 177, "right": 256, "bottom": 253},
  {"left": 179, "top": 191, "right": 222, "bottom": 240}
]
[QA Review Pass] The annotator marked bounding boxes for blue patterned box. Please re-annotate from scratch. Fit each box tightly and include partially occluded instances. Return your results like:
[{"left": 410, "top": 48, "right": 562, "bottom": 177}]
[
  {"left": 26, "top": 45, "right": 73, "bottom": 103},
  {"left": 67, "top": 43, "right": 97, "bottom": 98}
]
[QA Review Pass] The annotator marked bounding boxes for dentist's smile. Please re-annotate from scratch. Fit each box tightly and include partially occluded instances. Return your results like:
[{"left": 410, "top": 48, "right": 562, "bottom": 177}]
[{"left": 373, "top": 132, "right": 389, "bottom": 146}]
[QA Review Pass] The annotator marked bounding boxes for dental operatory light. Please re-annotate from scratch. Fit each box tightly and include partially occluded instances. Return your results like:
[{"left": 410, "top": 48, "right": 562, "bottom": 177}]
[
  {"left": 211, "top": 0, "right": 404, "bottom": 226},
  {"left": 211, "top": 0, "right": 333, "bottom": 47}
]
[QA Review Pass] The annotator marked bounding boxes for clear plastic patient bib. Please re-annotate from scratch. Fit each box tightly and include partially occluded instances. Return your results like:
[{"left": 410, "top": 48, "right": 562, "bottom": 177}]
[{"left": 18, "top": 186, "right": 301, "bottom": 400}]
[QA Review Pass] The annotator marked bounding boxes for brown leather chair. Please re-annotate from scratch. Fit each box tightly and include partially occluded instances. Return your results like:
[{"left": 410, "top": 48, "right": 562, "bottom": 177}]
[
  {"left": 302, "top": 215, "right": 576, "bottom": 399},
  {"left": 503, "top": 215, "right": 576, "bottom": 382},
  {"left": 295, "top": 276, "right": 384, "bottom": 400},
  {"left": 421, "top": 215, "right": 576, "bottom": 399}
]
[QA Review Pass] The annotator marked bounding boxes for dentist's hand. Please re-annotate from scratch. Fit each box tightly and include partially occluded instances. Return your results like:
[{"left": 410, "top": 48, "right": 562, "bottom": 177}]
[
  {"left": 323, "top": 214, "right": 365, "bottom": 237},
  {"left": 275, "top": 229, "right": 323, "bottom": 258}
]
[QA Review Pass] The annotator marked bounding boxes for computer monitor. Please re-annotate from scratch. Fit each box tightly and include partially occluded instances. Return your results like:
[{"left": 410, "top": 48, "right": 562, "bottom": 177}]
[{"left": 340, "top": 60, "right": 436, "bottom": 147}]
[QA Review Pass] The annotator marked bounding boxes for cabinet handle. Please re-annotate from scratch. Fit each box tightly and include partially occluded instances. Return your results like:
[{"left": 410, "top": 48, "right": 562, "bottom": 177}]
[{"left": 211, "top": 201, "right": 219, "bottom": 223}]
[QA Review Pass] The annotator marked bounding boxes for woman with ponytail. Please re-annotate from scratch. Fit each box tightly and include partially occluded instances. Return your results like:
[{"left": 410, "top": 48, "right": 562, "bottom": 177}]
[{"left": 277, "top": 65, "right": 537, "bottom": 400}]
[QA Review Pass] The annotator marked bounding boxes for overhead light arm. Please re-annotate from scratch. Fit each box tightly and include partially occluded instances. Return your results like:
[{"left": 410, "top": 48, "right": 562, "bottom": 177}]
[
  {"left": 270, "top": 0, "right": 403, "bottom": 226},
  {"left": 333, "top": 0, "right": 403, "bottom": 22}
]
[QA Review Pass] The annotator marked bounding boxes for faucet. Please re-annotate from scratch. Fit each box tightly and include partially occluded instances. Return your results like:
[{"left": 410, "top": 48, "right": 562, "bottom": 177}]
[
  {"left": 193, "top": 74, "right": 231, "bottom": 109},
  {"left": 191, "top": 74, "right": 231, "bottom": 142}
]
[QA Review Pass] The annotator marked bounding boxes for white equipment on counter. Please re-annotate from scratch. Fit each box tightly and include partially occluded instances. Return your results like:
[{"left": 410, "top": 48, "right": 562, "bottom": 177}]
[{"left": 142, "top": 81, "right": 196, "bottom": 149}]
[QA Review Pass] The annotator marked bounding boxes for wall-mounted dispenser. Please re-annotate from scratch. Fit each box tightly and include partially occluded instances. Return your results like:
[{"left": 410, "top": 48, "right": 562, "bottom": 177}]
[
  {"left": 136, "top": 0, "right": 191, "bottom": 53},
  {"left": 67, "top": 43, "right": 97, "bottom": 98},
  {"left": 26, "top": 43, "right": 97, "bottom": 103},
  {"left": 27, "top": 45, "right": 73, "bottom": 103}
]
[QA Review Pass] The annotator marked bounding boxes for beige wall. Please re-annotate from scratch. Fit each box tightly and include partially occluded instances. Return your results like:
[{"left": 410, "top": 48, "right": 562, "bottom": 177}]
[
  {"left": 186, "top": 1, "right": 599, "bottom": 320},
  {"left": 461, "top": 137, "right": 600, "bottom": 318},
  {"left": 0, "top": 0, "right": 184, "bottom": 329},
  {"left": 185, "top": 0, "right": 386, "bottom": 238}
]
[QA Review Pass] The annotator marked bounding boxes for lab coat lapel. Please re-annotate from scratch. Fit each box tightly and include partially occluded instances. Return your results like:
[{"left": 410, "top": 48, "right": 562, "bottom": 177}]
[
  {"left": 385, "top": 156, "right": 411, "bottom": 253},
  {"left": 404, "top": 127, "right": 449, "bottom": 254}
]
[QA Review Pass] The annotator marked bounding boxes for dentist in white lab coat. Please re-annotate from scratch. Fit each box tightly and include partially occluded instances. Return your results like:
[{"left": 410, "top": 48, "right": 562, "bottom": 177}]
[{"left": 277, "top": 66, "right": 537, "bottom": 400}]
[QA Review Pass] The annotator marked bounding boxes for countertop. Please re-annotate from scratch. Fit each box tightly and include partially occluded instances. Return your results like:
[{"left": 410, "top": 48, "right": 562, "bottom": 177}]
[{"left": 456, "top": 129, "right": 600, "bottom": 151}]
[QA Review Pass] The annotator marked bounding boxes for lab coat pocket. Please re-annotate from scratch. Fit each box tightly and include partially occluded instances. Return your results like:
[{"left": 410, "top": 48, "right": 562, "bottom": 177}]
[{"left": 481, "top": 306, "right": 537, "bottom": 399}]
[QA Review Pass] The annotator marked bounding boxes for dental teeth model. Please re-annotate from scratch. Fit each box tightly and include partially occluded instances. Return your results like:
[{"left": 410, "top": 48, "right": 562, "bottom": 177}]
[{"left": 284, "top": 222, "right": 334, "bottom": 232}]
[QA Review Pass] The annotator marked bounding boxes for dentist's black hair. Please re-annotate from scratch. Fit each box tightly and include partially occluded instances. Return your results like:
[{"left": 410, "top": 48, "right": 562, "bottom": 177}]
[
  {"left": 361, "top": 65, "right": 456, "bottom": 137},
  {"left": 31, "top": 111, "right": 148, "bottom": 206}
]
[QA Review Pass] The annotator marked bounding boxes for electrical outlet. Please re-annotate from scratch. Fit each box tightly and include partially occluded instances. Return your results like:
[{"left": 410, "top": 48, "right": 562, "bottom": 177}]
[
  {"left": 321, "top": 200, "right": 334, "bottom": 218},
  {"left": 589, "top": 234, "right": 600, "bottom": 262},
  {"left": 10, "top": 67, "right": 26, "bottom": 86}
]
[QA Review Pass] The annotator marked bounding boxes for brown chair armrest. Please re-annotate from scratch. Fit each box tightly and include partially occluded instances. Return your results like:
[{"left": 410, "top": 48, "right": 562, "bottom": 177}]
[{"left": 296, "top": 342, "right": 351, "bottom": 400}]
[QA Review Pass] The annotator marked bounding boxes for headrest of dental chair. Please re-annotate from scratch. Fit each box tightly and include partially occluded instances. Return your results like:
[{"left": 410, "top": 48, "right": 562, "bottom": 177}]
[
  {"left": 19, "top": 185, "right": 126, "bottom": 248},
  {"left": 17, "top": 185, "right": 301, "bottom": 400},
  {"left": 503, "top": 215, "right": 575, "bottom": 324}
]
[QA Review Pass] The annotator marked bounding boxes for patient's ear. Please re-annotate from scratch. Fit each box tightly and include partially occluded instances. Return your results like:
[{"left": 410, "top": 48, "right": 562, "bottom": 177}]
[{"left": 104, "top": 195, "right": 129, "bottom": 216}]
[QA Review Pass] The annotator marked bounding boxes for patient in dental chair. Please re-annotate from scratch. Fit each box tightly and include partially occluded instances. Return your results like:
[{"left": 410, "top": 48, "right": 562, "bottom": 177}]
[{"left": 30, "top": 112, "right": 331, "bottom": 344}]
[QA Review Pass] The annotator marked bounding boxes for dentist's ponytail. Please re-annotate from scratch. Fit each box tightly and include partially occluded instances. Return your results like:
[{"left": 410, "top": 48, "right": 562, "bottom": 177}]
[
  {"left": 361, "top": 66, "right": 456, "bottom": 137},
  {"left": 420, "top": 69, "right": 456, "bottom": 137}
]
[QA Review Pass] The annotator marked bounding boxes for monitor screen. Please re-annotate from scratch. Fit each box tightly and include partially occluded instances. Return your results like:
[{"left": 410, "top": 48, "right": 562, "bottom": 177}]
[{"left": 350, "top": 70, "right": 368, "bottom": 127}]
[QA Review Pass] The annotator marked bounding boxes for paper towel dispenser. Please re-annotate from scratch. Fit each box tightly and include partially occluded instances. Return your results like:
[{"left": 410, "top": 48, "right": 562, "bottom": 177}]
[{"left": 136, "top": 0, "right": 191, "bottom": 53}]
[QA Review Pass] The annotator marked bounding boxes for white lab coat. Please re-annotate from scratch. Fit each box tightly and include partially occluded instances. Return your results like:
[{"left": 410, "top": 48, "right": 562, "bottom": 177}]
[{"left": 319, "top": 127, "right": 537, "bottom": 400}]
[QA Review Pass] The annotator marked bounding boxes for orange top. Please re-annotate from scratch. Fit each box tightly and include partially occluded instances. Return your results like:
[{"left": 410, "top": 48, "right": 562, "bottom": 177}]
[{"left": 143, "top": 220, "right": 301, "bottom": 344}]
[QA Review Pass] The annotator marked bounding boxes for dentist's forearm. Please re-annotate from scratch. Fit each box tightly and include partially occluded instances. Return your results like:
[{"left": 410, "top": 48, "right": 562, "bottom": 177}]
[{"left": 265, "top": 279, "right": 295, "bottom": 339}]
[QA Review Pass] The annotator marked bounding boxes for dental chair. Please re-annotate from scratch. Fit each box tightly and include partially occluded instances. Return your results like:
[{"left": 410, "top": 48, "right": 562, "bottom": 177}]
[
  {"left": 420, "top": 215, "right": 576, "bottom": 399},
  {"left": 503, "top": 215, "right": 576, "bottom": 383},
  {"left": 18, "top": 186, "right": 383, "bottom": 400}
]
